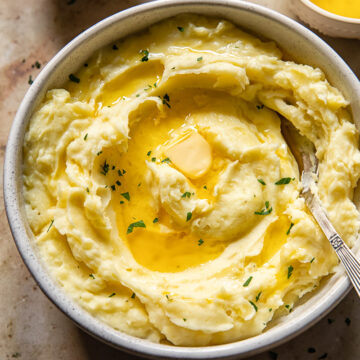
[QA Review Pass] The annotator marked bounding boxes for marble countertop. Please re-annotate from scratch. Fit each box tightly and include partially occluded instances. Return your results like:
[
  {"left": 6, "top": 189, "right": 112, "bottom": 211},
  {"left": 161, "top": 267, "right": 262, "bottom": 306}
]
[{"left": 1, "top": 1, "right": 359, "bottom": 359}]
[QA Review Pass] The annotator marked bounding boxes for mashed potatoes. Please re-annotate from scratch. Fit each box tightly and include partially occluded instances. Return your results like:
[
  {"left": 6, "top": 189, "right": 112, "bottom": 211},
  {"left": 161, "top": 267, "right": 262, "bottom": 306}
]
[{"left": 23, "top": 15, "right": 360, "bottom": 345}]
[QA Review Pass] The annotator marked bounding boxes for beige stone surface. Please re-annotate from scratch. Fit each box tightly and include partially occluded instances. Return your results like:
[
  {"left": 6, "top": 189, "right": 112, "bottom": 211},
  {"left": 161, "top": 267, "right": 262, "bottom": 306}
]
[{"left": 0, "top": 1, "right": 359, "bottom": 359}]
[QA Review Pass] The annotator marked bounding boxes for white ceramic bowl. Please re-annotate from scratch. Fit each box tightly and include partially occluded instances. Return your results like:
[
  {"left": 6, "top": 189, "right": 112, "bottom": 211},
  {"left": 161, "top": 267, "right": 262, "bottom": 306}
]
[
  {"left": 4, "top": 0, "right": 360, "bottom": 358},
  {"left": 291, "top": 0, "right": 360, "bottom": 39}
]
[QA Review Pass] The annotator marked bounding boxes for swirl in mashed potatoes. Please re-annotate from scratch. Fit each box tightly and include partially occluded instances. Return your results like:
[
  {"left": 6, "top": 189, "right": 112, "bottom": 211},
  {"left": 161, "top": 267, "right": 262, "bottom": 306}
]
[{"left": 23, "top": 15, "right": 360, "bottom": 345}]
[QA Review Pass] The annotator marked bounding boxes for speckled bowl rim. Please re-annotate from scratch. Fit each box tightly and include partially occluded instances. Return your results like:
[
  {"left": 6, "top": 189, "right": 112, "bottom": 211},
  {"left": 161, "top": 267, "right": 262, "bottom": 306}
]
[
  {"left": 300, "top": 0, "right": 360, "bottom": 24},
  {"left": 4, "top": 0, "right": 360, "bottom": 359}
]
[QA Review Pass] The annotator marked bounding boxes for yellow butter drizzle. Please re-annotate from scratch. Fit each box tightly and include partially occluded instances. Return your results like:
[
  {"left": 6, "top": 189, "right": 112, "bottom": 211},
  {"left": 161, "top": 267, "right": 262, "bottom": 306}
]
[{"left": 310, "top": 0, "right": 360, "bottom": 19}]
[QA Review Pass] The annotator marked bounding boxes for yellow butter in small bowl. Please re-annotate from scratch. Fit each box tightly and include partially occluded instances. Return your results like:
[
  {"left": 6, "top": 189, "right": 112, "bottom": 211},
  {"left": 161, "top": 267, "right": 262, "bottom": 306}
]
[
  {"left": 311, "top": 0, "right": 360, "bottom": 19},
  {"left": 291, "top": 0, "right": 360, "bottom": 38}
]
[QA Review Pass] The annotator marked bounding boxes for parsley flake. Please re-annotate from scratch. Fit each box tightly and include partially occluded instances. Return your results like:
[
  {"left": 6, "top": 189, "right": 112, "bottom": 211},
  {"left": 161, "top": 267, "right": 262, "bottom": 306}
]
[
  {"left": 120, "top": 200, "right": 124, "bottom": 204},
  {"left": 112, "top": 44, "right": 118, "bottom": 50},
  {"left": 186, "top": 212, "right": 192, "bottom": 221},
  {"left": 151, "top": 157, "right": 156, "bottom": 162},
  {"left": 97, "top": 150, "right": 103, "bottom": 156},
  {"left": 197, "top": 56, "right": 203, "bottom": 62},
  {"left": 177, "top": 26, "right": 184, "bottom": 32},
  {"left": 256, "top": 104, "right": 264, "bottom": 110},
  {"left": 121, "top": 192, "right": 130, "bottom": 201},
  {"left": 116, "top": 180, "right": 121, "bottom": 186},
  {"left": 140, "top": 49, "right": 149, "bottom": 62},
  {"left": 181, "top": 192, "right": 191, "bottom": 198},
  {"left": 153, "top": 218, "right": 159, "bottom": 223},
  {"left": 287, "top": 265, "right": 293, "bottom": 279},
  {"left": 109, "top": 292, "right": 116, "bottom": 297},
  {"left": 257, "top": 178, "right": 266, "bottom": 186},
  {"left": 162, "top": 93, "right": 171, "bottom": 108},
  {"left": 86, "top": 187, "right": 89, "bottom": 193},
  {"left": 243, "top": 276, "right": 253, "bottom": 287},
  {"left": 203, "top": 185, "right": 207, "bottom": 189},
  {"left": 249, "top": 300, "right": 258, "bottom": 312},
  {"left": 89, "top": 274, "right": 95, "bottom": 279},
  {"left": 286, "top": 222, "right": 294, "bottom": 235},
  {"left": 84, "top": 133, "right": 88, "bottom": 140},
  {"left": 198, "top": 239, "right": 204, "bottom": 246},
  {"left": 127, "top": 220, "right": 146, "bottom": 234},
  {"left": 254, "top": 202, "right": 272, "bottom": 215},
  {"left": 69, "top": 73, "right": 80, "bottom": 83},
  {"left": 310, "top": 257, "right": 315, "bottom": 263},
  {"left": 100, "top": 160, "right": 109, "bottom": 175},
  {"left": 256, "top": 291, "right": 262, "bottom": 302},
  {"left": 118, "top": 169, "right": 122, "bottom": 176},
  {"left": 28, "top": 75, "right": 33, "bottom": 85},
  {"left": 131, "top": 292, "right": 136, "bottom": 299},
  {"left": 110, "top": 185, "right": 116, "bottom": 191},
  {"left": 183, "top": 318, "right": 187, "bottom": 321},
  {"left": 161, "top": 157, "right": 171, "bottom": 163},
  {"left": 275, "top": 177, "right": 292, "bottom": 185},
  {"left": 147, "top": 150, "right": 152, "bottom": 156},
  {"left": 47, "top": 219, "right": 54, "bottom": 233}
]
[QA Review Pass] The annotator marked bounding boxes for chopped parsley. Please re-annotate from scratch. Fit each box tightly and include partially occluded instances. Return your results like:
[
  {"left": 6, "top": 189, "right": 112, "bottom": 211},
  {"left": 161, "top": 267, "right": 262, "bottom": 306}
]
[
  {"left": 254, "top": 201, "right": 272, "bottom": 215},
  {"left": 122, "top": 169, "right": 126, "bottom": 174},
  {"left": 181, "top": 192, "right": 191, "bottom": 198},
  {"left": 147, "top": 150, "right": 152, "bottom": 156},
  {"left": 186, "top": 212, "right": 192, "bottom": 221},
  {"left": 275, "top": 177, "right": 292, "bottom": 185},
  {"left": 131, "top": 292, "right": 136, "bottom": 299},
  {"left": 97, "top": 150, "right": 103, "bottom": 156},
  {"left": 116, "top": 180, "right": 121, "bottom": 186},
  {"left": 286, "top": 222, "right": 294, "bottom": 235},
  {"left": 84, "top": 133, "right": 88, "bottom": 140},
  {"left": 153, "top": 218, "right": 159, "bottom": 223},
  {"left": 28, "top": 75, "right": 33, "bottom": 85},
  {"left": 162, "top": 93, "right": 171, "bottom": 108},
  {"left": 249, "top": 300, "right": 258, "bottom": 312},
  {"left": 257, "top": 178, "right": 266, "bottom": 186},
  {"left": 127, "top": 220, "right": 146, "bottom": 234},
  {"left": 33, "top": 61, "right": 41, "bottom": 69},
  {"left": 256, "top": 104, "right": 264, "bottom": 110},
  {"left": 287, "top": 265, "right": 294, "bottom": 279},
  {"left": 161, "top": 157, "right": 171, "bottom": 163},
  {"left": 47, "top": 219, "right": 54, "bottom": 233},
  {"left": 136, "top": 94, "right": 140, "bottom": 97},
  {"left": 110, "top": 185, "right": 116, "bottom": 191},
  {"left": 269, "top": 308, "right": 272, "bottom": 312},
  {"left": 198, "top": 239, "right": 204, "bottom": 246},
  {"left": 256, "top": 291, "right": 262, "bottom": 302},
  {"left": 112, "top": 44, "right": 118, "bottom": 50},
  {"left": 120, "top": 200, "right": 124, "bottom": 204},
  {"left": 203, "top": 185, "right": 207, "bottom": 189},
  {"left": 177, "top": 26, "right": 184, "bottom": 32},
  {"left": 112, "top": 165, "right": 115, "bottom": 170},
  {"left": 100, "top": 160, "right": 109, "bottom": 175},
  {"left": 310, "top": 257, "right": 315, "bottom": 263},
  {"left": 140, "top": 49, "right": 149, "bottom": 62},
  {"left": 118, "top": 169, "right": 122, "bottom": 176},
  {"left": 183, "top": 318, "right": 187, "bottom": 321},
  {"left": 109, "top": 292, "right": 116, "bottom": 297},
  {"left": 89, "top": 274, "right": 95, "bottom": 279},
  {"left": 151, "top": 157, "right": 156, "bottom": 162},
  {"left": 285, "top": 304, "right": 290, "bottom": 309},
  {"left": 197, "top": 56, "right": 203, "bottom": 62},
  {"left": 243, "top": 276, "right": 253, "bottom": 287},
  {"left": 121, "top": 192, "right": 130, "bottom": 201},
  {"left": 86, "top": 187, "right": 89, "bottom": 193},
  {"left": 69, "top": 73, "right": 80, "bottom": 83}
]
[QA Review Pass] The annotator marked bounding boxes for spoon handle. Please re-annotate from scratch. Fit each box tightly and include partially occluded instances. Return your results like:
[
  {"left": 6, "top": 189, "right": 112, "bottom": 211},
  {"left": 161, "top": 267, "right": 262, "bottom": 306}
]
[{"left": 303, "top": 189, "right": 360, "bottom": 297}]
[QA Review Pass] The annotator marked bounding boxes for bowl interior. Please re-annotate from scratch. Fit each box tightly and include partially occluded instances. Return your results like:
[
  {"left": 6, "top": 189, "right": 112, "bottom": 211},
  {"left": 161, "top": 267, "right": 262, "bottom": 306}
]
[{"left": 4, "top": 0, "right": 360, "bottom": 359}]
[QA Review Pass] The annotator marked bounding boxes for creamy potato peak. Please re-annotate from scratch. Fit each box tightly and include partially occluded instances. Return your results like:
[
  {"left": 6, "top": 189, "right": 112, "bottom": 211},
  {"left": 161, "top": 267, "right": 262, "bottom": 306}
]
[{"left": 23, "top": 15, "right": 360, "bottom": 345}]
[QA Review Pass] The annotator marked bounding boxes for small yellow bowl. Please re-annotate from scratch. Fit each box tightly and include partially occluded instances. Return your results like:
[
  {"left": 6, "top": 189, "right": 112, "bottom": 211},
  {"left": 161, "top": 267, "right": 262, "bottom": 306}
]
[{"left": 291, "top": 0, "right": 360, "bottom": 39}]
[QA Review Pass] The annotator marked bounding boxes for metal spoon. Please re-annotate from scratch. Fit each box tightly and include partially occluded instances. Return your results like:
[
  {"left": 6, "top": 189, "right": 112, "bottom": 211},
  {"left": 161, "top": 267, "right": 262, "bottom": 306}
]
[{"left": 281, "top": 118, "right": 360, "bottom": 297}]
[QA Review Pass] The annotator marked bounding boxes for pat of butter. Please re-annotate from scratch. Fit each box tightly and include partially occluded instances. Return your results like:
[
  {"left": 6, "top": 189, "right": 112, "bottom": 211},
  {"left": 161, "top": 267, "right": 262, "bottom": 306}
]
[{"left": 165, "top": 132, "right": 212, "bottom": 179}]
